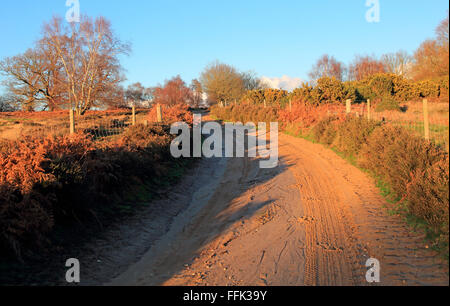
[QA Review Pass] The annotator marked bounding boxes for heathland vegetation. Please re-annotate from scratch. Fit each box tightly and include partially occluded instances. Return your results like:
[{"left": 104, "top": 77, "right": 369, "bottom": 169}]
[
  {"left": 209, "top": 14, "right": 449, "bottom": 258},
  {"left": 0, "top": 104, "right": 193, "bottom": 259},
  {"left": 211, "top": 102, "right": 449, "bottom": 256},
  {"left": 0, "top": 11, "right": 448, "bottom": 263}
]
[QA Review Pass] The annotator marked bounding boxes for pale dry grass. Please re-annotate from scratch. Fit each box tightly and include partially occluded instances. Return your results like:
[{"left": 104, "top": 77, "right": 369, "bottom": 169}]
[
  {"left": 368, "top": 101, "right": 449, "bottom": 151},
  {"left": 0, "top": 109, "right": 150, "bottom": 141}
]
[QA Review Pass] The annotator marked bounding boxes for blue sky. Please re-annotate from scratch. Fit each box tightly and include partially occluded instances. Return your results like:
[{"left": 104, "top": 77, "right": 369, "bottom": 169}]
[{"left": 0, "top": 0, "right": 448, "bottom": 90}]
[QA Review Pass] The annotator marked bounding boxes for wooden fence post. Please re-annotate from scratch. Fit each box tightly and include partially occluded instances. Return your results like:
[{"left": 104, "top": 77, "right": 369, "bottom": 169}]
[
  {"left": 346, "top": 99, "right": 352, "bottom": 114},
  {"left": 264, "top": 99, "right": 267, "bottom": 108},
  {"left": 423, "top": 99, "right": 430, "bottom": 141},
  {"left": 157, "top": 103, "right": 163, "bottom": 123},
  {"left": 69, "top": 109, "right": 75, "bottom": 134},
  {"left": 132, "top": 105, "right": 136, "bottom": 126},
  {"left": 367, "top": 99, "right": 371, "bottom": 120},
  {"left": 289, "top": 99, "right": 292, "bottom": 112}
]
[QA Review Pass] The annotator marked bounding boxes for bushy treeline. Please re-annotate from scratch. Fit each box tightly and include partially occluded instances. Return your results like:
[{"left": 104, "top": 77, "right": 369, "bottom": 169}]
[
  {"left": 240, "top": 73, "right": 449, "bottom": 108},
  {"left": 211, "top": 104, "right": 279, "bottom": 125},
  {"left": 0, "top": 105, "right": 193, "bottom": 259}
]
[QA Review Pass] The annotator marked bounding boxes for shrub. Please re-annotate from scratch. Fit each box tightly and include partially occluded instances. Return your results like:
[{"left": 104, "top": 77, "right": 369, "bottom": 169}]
[
  {"left": 0, "top": 185, "right": 55, "bottom": 258},
  {"left": 314, "top": 77, "right": 346, "bottom": 104},
  {"left": 368, "top": 73, "right": 394, "bottom": 98},
  {"left": 242, "top": 89, "right": 289, "bottom": 107},
  {"left": 407, "top": 157, "right": 449, "bottom": 237},
  {"left": 278, "top": 101, "right": 345, "bottom": 131},
  {"left": 311, "top": 116, "right": 342, "bottom": 145},
  {"left": 391, "top": 74, "right": 416, "bottom": 102},
  {"left": 414, "top": 80, "right": 440, "bottom": 98},
  {"left": 358, "top": 124, "right": 446, "bottom": 198},
  {"left": 438, "top": 75, "right": 449, "bottom": 99},
  {"left": 343, "top": 81, "right": 360, "bottom": 102},
  {"left": 0, "top": 133, "right": 95, "bottom": 258},
  {"left": 332, "top": 117, "right": 380, "bottom": 157},
  {"left": 0, "top": 123, "right": 190, "bottom": 260},
  {"left": 147, "top": 103, "right": 193, "bottom": 125},
  {"left": 211, "top": 103, "right": 278, "bottom": 125},
  {"left": 290, "top": 83, "right": 316, "bottom": 105}
]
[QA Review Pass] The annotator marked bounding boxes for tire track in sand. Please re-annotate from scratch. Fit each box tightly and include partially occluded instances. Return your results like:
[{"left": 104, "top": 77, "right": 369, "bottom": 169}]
[
  {"left": 281, "top": 134, "right": 448, "bottom": 286},
  {"left": 111, "top": 132, "right": 448, "bottom": 286}
]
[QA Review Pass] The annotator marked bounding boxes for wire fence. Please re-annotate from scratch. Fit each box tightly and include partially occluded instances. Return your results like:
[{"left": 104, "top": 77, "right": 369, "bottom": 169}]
[
  {"left": 347, "top": 99, "right": 449, "bottom": 151},
  {"left": 0, "top": 108, "right": 151, "bottom": 142},
  {"left": 1, "top": 100, "right": 449, "bottom": 151}
]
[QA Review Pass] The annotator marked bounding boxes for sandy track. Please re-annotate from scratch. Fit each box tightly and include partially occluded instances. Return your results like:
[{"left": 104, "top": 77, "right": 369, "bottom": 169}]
[{"left": 111, "top": 133, "right": 448, "bottom": 286}]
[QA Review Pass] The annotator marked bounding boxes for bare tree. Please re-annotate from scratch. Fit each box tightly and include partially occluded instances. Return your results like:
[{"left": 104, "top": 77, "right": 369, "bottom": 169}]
[
  {"left": 381, "top": 51, "right": 412, "bottom": 78},
  {"left": 200, "top": 61, "right": 245, "bottom": 106},
  {"left": 241, "top": 71, "right": 266, "bottom": 91},
  {"left": 436, "top": 12, "right": 449, "bottom": 47},
  {"left": 42, "top": 16, "right": 130, "bottom": 115},
  {"left": 309, "top": 54, "right": 345, "bottom": 82},
  {"left": 125, "top": 82, "right": 152, "bottom": 107},
  {"left": 348, "top": 55, "right": 385, "bottom": 81}
]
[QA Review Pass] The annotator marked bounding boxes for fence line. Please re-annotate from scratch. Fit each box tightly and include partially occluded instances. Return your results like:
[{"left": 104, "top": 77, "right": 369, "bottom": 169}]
[
  {"left": 332, "top": 98, "right": 449, "bottom": 151},
  {"left": 279, "top": 97, "right": 449, "bottom": 151},
  {"left": 0, "top": 107, "right": 154, "bottom": 142}
]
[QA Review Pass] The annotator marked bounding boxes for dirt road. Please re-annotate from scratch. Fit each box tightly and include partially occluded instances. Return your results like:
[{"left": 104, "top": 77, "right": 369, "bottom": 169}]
[{"left": 109, "top": 133, "right": 448, "bottom": 286}]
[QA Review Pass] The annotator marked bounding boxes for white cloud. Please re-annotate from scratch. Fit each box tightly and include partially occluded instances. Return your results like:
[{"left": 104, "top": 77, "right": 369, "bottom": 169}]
[{"left": 260, "top": 75, "right": 304, "bottom": 92}]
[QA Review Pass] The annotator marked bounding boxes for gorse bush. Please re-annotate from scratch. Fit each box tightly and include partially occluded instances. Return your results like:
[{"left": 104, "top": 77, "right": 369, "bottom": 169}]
[
  {"left": 211, "top": 104, "right": 278, "bottom": 124},
  {"left": 407, "top": 157, "right": 449, "bottom": 238},
  {"left": 358, "top": 124, "right": 449, "bottom": 249},
  {"left": 285, "top": 73, "right": 448, "bottom": 106},
  {"left": 332, "top": 117, "right": 381, "bottom": 157},
  {"left": 415, "top": 80, "right": 441, "bottom": 98},
  {"left": 358, "top": 124, "right": 446, "bottom": 201},
  {"left": 311, "top": 116, "right": 343, "bottom": 145},
  {"left": 242, "top": 89, "right": 289, "bottom": 107}
]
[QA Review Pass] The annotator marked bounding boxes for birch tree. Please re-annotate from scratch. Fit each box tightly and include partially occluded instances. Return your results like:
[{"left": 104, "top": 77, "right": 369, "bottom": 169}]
[{"left": 42, "top": 16, "right": 130, "bottom": 115}]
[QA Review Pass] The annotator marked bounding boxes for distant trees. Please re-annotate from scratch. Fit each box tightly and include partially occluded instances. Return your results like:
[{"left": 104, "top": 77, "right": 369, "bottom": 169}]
[
  {"left": 241, "top": 71, "right": 267, "bottom": 91},
  {"left": 125, "top": 82, "right": 153, "bottom": 107},
  {"left": 153, "top": 76, "right": 193, "bottom": 106},
  {"left": 190, "top": 79, "right": 203, "bottom": 108},
  {"left": 412, "top": 13, "right": 449, "bottom": 81},
  {"left": 200, "top": 61, "right": 248, "bottom": 106},
  {"left": 348, "top": 55, "right": 385, "bottom": 81},
  {"left": 0, "top": 15, "right": 130, "bottom": 113},
  {"left": 381, "top": 51, "right": 412, "bottom": 78},
  {"left": 309, "top": 54, "right": 345, "bottom": 82}
]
